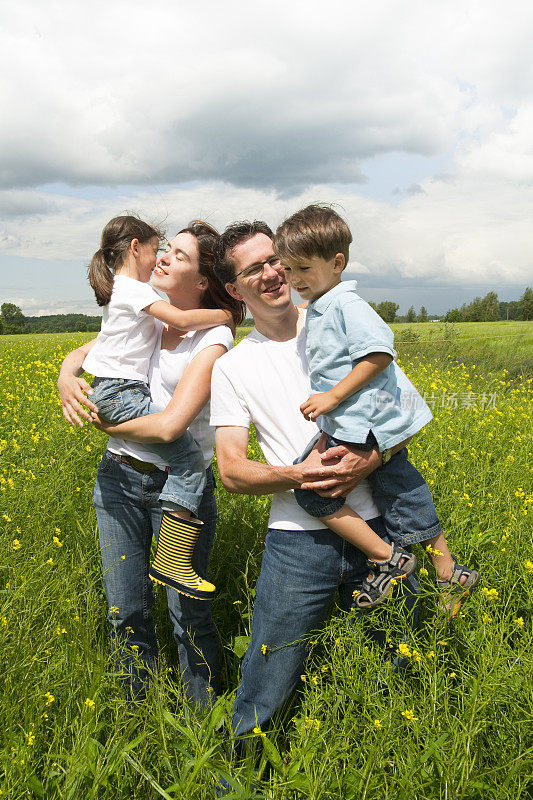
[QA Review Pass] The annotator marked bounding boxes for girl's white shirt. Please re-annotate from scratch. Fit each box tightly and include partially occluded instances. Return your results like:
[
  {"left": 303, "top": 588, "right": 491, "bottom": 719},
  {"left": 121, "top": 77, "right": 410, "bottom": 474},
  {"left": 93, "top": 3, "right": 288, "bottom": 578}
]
[
  {"left": 82, "top": 275, "right": 162, "bottom": 381},
  {"left": 107, "top": 321, "right": 234, "bottom": 469}
]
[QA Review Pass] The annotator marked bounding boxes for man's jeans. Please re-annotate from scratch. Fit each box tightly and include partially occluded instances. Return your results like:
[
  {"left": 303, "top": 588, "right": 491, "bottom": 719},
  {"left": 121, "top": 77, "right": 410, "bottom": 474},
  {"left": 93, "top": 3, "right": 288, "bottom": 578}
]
[
  {"left": 93, "top": 451, "right": 219, "bottom": 704},
  {"left": 232, "top": 517, "right": 419, "bottom": 735}
]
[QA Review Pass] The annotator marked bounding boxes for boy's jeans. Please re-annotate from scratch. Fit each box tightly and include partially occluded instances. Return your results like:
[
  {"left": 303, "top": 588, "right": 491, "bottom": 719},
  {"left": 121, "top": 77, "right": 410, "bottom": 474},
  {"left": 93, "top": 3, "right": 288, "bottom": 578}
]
[
  {"left": 91, "top": 378, "right": 205, "bottom": 516},
  {"left": 93, "top": 451, "right": 219, "bottom": 704},
  {"left": 294, "top": 433, "right": 443, "bottom": 545},
  {"left": 232, "top": 517, "right": 419, "bottom": 736}
]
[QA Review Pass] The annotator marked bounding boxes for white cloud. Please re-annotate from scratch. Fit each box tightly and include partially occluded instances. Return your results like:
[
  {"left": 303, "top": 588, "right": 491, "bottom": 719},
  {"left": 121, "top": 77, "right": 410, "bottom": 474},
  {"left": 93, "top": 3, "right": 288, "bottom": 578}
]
[
  {"left": 0, "top": 176, "right": 530, "bottom": 290},
  {"left": 1, "top": 0, "right": 532, "bottom": 310}
]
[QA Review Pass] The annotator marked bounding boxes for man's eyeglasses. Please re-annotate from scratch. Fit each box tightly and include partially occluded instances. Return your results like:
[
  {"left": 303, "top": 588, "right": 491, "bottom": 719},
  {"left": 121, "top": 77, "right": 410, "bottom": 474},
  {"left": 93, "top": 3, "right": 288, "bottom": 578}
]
[{"left": 230, "top": 256, "right": 282, "bottom": 282}]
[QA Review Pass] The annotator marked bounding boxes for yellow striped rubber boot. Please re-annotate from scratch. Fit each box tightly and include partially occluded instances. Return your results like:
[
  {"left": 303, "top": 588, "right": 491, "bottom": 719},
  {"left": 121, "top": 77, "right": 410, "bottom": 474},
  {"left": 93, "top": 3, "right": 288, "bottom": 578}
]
[{"left": 149, "top": 514, "right": 216, "bottom": 600}]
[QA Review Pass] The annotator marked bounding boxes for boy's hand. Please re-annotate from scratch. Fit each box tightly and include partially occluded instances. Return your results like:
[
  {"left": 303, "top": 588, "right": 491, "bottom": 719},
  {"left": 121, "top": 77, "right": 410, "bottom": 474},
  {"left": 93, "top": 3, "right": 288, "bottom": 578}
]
[{"left": 300, "top": 391, "right": 339, "bottom": 421}]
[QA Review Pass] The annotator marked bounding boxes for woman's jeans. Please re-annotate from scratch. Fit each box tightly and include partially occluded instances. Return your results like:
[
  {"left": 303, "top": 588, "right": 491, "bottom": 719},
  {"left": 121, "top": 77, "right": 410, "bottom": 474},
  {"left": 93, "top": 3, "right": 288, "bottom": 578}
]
[
  {"left": 91, "top": 378, "right": 205, "bottom": 515},
  {"left": 232, "top": 517, "right": 419, "bottom": 736},
  {"left": 93, "top": 451, "right": 219, "bottom": 704}
]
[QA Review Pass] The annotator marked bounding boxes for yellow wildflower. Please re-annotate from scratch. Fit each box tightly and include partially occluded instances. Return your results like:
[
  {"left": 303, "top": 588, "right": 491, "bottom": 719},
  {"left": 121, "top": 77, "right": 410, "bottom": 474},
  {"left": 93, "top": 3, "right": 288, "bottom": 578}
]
[
  {"left": 46, "top": 558, "right": 54, "bottom": 565},
  {"left": 419, "top": 568, "right": 429, "bottom": 577},
  {"left": 374, "top": 719, "right": 382, "bottom": 729},
  {"left": 261, "top": 643, "right": 268, "bottom": 655},
  {"left": 401, "top": 709, "right": 419, "bottom": 721},
  {"left": 525, "top": 560, "right": 533, "bottom": 574},
  {"left": 44, "top": 691, "right": 55, "bottom": 705},
  {"left": 52, "top": 536, "right": 63, "bottom": 547},
  {"left": 12, "top": 539, "right": 21, "bottom": 551},
  {"left": 398, "top": 642, "right": 412, "bottom": 658},
  {"left": 84, "top": 698, "right": 95, "bottom": 710},
  {"left": 481, "top": 587, "right": 498, "bottom": 600},
  {"left": 25, "top": 730, "right": 35, "bottom": 746},
  {"left": 514, "top": 617, "right": 524, "bottom": 629},
  {"left": 109, "top": 606, "right": 119, "bottom": 614}
]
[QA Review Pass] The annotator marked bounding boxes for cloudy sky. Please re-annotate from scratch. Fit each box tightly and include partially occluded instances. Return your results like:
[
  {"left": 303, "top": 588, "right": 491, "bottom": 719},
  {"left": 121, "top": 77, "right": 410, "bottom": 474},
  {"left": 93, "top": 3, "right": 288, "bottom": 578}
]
[{"left": 1, "top": 0, "right": 532, "bottom": 316}]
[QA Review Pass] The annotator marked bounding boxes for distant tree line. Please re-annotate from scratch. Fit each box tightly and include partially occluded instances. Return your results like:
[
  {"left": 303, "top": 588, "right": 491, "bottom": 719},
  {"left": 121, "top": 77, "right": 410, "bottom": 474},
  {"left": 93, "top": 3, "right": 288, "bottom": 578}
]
[
  {"left": 444, "top": 288, "right": 533, "bottom": 322},
  {"left": 0, "top": 303, "right": 102, "bottom": 334},
  {"left": 2, "top": 288, "right": 532, "bottom": 334}
]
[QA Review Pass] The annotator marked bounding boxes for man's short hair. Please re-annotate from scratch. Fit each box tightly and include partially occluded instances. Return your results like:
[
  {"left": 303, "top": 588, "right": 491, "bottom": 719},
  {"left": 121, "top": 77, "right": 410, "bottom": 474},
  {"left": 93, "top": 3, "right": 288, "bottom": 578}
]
[
  {"left": 275, "top": 204, "right": 352, "bottom": 265},
  {"left": 215, "top": 220, "right": 274, "bottom": 285}
]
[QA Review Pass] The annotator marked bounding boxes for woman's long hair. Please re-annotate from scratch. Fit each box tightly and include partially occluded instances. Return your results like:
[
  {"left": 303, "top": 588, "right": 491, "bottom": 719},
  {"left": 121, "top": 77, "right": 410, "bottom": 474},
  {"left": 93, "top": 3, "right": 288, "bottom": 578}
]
[
  {"left": 88, "top": 215, "right": 163, "bottom": 306},
  {"left": 180, "top": 221, "right": 246, "bottom": 326}
]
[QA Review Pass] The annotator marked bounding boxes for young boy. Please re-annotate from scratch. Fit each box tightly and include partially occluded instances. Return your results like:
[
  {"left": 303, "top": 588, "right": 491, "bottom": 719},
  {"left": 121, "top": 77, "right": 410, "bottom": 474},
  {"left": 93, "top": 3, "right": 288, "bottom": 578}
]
[{"left": 275, "top": 204, "right": 479, "bottom": 613}]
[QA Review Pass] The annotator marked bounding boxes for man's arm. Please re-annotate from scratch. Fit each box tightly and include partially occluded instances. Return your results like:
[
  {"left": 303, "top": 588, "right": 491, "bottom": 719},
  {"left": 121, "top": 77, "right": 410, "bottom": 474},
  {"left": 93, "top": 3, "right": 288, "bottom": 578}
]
[{"left": 215, "top": 426, "right": 307, "bottom": 494}]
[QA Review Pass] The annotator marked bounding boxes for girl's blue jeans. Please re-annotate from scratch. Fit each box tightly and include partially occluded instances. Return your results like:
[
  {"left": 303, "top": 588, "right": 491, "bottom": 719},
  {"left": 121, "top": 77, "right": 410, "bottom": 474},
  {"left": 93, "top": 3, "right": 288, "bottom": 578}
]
[
  {"left": 91, "top": 378, "right": 205, "bottom": 516},
  {"left": 93, "top": 450, "right": 219, "bottom": 704},
  {"left": 232, "top": 516, "right": 420, "bottom": 736}
]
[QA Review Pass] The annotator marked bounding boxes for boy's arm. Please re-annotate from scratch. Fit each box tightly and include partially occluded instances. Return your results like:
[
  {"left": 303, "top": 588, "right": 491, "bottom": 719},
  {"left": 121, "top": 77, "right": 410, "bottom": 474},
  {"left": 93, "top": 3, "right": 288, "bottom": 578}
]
[
  {"left": 300, "top": 352, "right": 393, "bottom": 421},
  {"left": 145, "top": 300, "right": 232, "bottom": 332}
]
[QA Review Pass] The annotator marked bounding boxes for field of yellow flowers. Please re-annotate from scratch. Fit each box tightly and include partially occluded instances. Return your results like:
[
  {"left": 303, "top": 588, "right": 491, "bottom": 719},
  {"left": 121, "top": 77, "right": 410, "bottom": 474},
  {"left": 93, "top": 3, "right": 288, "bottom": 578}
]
[{"left": 0, "top": 329, "right": 532, "bottom": 799}]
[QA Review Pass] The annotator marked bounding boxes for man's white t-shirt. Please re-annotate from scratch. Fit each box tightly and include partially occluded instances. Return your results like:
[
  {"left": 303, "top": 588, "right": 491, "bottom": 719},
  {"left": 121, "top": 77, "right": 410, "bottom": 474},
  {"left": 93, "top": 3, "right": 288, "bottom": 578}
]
[
  {"left": 210, "top": 326, "right": 381, "bottom": 531},
  {"left": 83, "top": 275, "right": 163, "bottom": 381},
  {"left": 108, "top": 323, "right": 234, "bottom": 469}
]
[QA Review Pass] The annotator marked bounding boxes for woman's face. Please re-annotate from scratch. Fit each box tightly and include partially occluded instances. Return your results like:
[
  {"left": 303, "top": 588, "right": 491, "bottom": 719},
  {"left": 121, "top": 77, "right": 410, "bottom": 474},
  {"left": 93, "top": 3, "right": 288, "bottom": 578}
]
[{"left": 151, "top": 232, "right": 205, "bottom": 297}]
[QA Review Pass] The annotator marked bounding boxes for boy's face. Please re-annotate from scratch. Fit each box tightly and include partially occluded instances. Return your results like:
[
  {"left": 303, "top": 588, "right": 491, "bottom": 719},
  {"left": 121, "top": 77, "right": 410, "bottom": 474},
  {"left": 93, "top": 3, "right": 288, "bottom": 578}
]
[{"left": 281, "top": 253, "right": 345, "bottom": 302}]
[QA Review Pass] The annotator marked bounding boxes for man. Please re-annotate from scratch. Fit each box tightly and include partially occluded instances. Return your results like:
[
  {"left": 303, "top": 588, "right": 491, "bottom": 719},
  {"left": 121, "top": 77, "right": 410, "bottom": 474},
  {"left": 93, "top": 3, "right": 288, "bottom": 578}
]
[{"left": 211, "top": 221, "right": 421, "bottom": 737}]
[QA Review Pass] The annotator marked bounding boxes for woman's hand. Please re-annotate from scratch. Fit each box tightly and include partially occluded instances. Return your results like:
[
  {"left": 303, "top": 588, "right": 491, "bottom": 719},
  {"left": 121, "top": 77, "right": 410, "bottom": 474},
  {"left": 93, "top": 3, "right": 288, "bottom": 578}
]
[{"left": 58, "top": 374, "right": 98, "bottom": 426}]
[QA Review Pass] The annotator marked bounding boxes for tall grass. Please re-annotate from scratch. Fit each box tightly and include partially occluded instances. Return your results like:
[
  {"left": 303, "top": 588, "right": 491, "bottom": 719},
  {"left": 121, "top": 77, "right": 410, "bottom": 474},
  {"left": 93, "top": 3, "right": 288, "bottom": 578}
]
[{"left": 0, "top": 331, "right": 531, "bottom": 798}]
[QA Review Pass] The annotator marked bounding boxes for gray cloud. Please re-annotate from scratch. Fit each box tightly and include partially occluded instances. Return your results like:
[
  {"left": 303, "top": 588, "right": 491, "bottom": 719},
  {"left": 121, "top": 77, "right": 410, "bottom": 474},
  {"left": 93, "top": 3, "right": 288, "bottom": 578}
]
[{"left": 1, "top": 0, "right": 509, "bottom": 193}]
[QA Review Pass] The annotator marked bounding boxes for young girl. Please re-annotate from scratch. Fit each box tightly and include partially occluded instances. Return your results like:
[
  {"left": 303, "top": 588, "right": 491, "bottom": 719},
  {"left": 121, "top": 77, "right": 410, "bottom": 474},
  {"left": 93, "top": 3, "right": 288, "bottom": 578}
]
[{"left": 84, "top": 215, "right": 232, "bottom": 600}]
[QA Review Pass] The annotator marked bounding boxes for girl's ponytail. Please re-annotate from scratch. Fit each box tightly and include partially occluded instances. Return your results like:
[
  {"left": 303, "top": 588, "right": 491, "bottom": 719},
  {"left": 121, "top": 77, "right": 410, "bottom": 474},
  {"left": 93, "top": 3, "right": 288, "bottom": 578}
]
[
  {"left": 87, "top": 215, "right": 163, "bottom": 307},
  {"left": 88, "top": 248, "right": 114, "bottom": 306}
]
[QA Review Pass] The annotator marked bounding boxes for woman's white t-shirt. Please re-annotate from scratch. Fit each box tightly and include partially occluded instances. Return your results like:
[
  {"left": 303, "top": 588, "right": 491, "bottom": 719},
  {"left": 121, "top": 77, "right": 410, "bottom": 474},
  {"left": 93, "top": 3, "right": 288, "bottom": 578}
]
[{"left": 107, "top": 322, "right": 234, "bottom": 468}]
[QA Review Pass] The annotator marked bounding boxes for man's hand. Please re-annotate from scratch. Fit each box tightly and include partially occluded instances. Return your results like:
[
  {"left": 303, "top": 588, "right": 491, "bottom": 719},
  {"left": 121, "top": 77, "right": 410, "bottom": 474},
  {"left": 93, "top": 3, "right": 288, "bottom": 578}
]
[
  {"left": 300, "top": 391, "right": 339, "bottom": 421},
  {"left": 300, "top": 433, "right": 381, "bottom": 497}
]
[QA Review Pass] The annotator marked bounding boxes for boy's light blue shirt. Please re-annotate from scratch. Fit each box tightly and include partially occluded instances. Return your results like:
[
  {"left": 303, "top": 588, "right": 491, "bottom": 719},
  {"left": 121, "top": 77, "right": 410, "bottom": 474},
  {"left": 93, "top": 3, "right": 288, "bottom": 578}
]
[{"left": 305, "top": 280, "right": 433, "bottom": 449}]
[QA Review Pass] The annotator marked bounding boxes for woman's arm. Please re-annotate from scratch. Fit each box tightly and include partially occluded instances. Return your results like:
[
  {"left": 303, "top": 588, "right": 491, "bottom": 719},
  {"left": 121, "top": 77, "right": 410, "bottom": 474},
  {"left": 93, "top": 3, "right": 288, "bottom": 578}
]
[
  {"left": 57, "top": 339, "right": 99, "bottom": 426},
  {"left": 92, "top": 344, "right": 228, "bottom": 443},
  {"left": 145, "top": 300, "right": 232, "bottom": 332}
]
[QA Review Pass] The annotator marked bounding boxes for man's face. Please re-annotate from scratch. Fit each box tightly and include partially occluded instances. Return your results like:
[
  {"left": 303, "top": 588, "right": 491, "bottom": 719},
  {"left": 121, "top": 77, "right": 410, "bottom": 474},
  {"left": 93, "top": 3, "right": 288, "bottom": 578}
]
[{"left": 226, "top": 233, "right": 291, "bottom": 313}]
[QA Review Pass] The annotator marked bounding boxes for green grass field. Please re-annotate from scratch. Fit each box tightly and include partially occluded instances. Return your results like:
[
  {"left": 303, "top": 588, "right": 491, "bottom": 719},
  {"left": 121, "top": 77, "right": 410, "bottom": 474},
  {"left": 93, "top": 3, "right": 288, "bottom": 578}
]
[{"left": 0, "top": 323, "right": 532, "bottom": 798}]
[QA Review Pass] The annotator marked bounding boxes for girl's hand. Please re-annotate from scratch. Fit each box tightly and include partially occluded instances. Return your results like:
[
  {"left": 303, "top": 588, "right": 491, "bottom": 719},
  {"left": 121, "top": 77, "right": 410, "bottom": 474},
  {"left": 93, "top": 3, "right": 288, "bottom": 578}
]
[
  {"left": 300, "top": 391, "right": 339, "bottom": 421},
  {"left": 57, "top": 375, "right": 98, "bottom": 427}
]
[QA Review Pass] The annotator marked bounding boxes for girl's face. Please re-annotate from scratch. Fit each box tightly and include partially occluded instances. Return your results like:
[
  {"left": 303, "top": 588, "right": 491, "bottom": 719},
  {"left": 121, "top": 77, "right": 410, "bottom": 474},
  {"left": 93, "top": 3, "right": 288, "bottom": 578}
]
[
  {"left": 151, "top": 232, "right": 206, "bottom": 296},
  {"left": 136, "top": 236, "right": 160, "bottom": 282}
]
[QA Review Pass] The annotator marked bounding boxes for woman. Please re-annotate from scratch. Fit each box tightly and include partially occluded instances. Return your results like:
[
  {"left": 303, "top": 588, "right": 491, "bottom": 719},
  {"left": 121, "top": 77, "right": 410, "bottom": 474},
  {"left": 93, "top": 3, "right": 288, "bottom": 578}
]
[{"left": 58, "top": 221, "right": 245, "bottom": 704}]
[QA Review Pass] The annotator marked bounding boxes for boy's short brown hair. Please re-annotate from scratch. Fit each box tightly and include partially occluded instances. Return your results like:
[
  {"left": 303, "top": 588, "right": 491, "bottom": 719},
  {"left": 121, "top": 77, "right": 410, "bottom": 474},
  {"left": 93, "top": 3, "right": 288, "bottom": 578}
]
[{"left": 275, "top": 204, "right": 352, "bottom": 265}]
